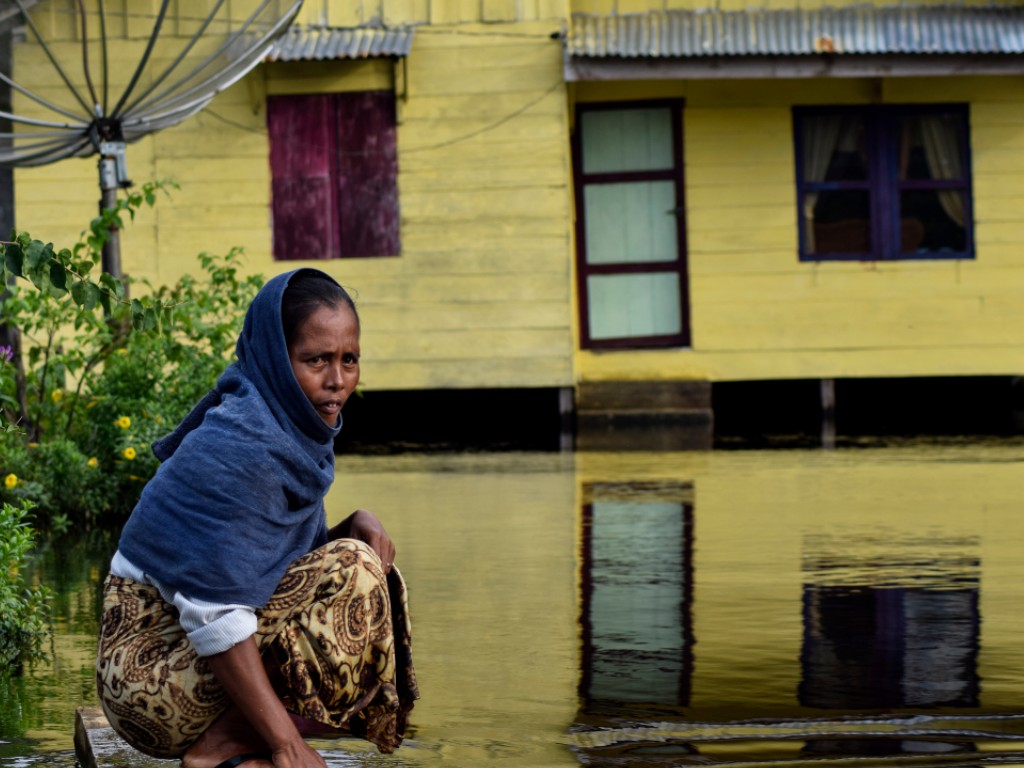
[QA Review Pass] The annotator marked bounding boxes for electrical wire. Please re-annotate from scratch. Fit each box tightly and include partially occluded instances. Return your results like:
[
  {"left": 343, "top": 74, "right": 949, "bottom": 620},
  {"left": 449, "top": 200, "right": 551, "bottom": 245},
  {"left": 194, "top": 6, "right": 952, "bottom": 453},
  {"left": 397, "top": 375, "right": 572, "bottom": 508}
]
[
  {"left": 207, "top": 75, "right": 565, "bottom": 155},
  {"left": 402, "top": 79, "right": 563, "bottom": 153}
]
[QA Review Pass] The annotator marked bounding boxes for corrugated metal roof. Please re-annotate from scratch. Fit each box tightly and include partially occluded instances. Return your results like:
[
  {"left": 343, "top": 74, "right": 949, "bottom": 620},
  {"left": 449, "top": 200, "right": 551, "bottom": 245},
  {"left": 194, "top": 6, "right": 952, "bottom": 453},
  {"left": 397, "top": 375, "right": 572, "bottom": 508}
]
[
  {"left": 266, "top": 25, "right": 414, "bottom": 61},
  {"left": 566, "top": 5, "right": 1024, "bottom": 58}
]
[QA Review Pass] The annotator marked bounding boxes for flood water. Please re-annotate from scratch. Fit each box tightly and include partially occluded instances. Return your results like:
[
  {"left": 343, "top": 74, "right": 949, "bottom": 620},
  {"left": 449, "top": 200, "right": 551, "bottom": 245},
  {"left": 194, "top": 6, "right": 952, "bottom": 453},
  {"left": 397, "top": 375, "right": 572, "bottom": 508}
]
[{"left": 5, "top": 442, "right": 1024, "bottom": 768}]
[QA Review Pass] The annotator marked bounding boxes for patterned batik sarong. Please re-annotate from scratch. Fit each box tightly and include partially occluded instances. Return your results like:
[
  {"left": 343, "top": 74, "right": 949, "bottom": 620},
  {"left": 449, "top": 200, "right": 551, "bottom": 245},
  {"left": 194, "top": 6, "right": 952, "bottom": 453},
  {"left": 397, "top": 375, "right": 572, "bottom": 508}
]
[{"left": 95, "top": 539, "right": 418, "bottom": 758}]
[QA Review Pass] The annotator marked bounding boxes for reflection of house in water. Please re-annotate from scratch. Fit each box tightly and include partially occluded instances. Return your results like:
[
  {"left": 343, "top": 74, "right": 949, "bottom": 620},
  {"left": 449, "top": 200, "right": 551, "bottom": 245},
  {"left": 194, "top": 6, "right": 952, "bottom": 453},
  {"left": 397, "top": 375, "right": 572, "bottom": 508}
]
[
  {"left": 800, "top": 532, "right": 980, "bottom": 755},
  {"left": 578, "top": 481, "right": 695, "bottom": 710},
  {"left": 574, "top": 480, "right": 697, "bottom": 764}
]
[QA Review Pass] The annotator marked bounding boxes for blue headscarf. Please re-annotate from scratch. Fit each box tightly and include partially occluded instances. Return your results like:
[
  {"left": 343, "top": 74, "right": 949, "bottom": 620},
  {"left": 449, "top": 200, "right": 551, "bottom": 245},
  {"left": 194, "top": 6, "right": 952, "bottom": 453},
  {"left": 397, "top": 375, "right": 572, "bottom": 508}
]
[{"left": 117, "top": 269, "right": 343, "bottom": 606}]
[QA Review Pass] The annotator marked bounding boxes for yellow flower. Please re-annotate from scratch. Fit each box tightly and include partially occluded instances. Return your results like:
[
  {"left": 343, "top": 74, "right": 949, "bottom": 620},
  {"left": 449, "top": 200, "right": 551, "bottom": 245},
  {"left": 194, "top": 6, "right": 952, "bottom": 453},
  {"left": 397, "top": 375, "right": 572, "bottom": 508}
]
[
  {"left": 122, "top": 447, "right": 137, "bottom": 461},
  {"left": 51, "top": 389, "right": 63, "bottom": 403},
  {"left": 4, "top": 473, "right": 17, "bottom": 489},
  {"left": 116, "top": 416, "right": 131, "bottom": 429},
  {"left": 87, "top": 457, "right": 99, "bottom": 469},
  {"left": 116, "top": 348, "right": 128, "bottom": 356}
]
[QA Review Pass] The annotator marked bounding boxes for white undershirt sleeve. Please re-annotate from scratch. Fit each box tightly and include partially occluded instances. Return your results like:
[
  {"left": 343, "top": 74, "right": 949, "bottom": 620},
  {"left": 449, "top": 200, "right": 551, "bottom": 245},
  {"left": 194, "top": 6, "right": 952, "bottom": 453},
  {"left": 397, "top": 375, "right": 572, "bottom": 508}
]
[{"left": 109, "top": 549, "right": 257, "bottom": 657}]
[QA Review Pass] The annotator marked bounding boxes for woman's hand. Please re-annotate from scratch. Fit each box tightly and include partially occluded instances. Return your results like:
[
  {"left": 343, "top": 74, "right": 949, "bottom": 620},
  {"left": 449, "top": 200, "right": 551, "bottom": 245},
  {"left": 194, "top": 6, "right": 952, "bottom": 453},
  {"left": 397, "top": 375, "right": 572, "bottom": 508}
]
[{"left": 329, "top": 509, "right": 396, "bottom": 573}]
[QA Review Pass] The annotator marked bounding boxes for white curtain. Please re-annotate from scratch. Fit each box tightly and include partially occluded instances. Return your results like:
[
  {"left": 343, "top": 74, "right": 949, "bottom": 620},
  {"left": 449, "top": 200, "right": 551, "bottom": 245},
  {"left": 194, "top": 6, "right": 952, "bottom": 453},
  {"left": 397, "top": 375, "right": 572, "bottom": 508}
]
[
  {"left": 919, "top": 115, "right": 966, "bottom": 228},
  {"left": 802, "top": 116, "right": 845, "bottom": 253}
]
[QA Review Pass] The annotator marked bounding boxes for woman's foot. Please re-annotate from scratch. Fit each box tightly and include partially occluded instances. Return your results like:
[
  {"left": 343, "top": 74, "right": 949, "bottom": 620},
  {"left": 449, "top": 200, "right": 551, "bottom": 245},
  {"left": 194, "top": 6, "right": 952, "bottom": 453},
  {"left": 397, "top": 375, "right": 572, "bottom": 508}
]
[{"left": 182, "top": 706, "right": 272, "bottom": 768}]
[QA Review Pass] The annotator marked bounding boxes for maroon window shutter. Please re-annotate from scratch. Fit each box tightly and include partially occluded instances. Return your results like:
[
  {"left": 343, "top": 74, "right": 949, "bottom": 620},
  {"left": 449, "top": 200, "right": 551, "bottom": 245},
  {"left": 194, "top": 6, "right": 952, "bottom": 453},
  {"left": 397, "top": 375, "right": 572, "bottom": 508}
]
[
  {"left": 334, "top": 91, "right": 400, "bottom": 257},
  {"left": 267, "top": 94, "right": 335, "bottom": 260}
]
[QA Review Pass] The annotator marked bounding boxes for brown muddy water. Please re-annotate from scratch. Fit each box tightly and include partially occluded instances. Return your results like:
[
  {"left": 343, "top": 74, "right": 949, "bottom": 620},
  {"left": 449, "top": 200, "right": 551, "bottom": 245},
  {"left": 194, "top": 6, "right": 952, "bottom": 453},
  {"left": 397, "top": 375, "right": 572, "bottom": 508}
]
[{"left": 5, "top": 442, "right": 1024, "bottom": 768}]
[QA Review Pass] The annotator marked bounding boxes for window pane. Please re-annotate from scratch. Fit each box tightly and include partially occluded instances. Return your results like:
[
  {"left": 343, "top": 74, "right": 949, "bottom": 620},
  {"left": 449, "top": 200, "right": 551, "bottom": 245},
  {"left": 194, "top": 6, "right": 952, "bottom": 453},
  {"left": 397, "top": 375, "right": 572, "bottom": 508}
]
[
  {"left": 801, "top": 114, "right": 867, "bottom": 183},
  {"left": 584, "top": 181, "right": 678, "bottom": 265},
  {"left": 335, "top": 91, "right": 400, "bottom": 257},
  {"left": 804, "top": 190, "right": 871, "bottom": 255},
  {"left": 901, "top": 189, "right": 968, "bottom": 254},
  {"left": 582, "top": 108, "right": 673, "bottom": 174},
  {"left": 588, "top": 273, "right": 682, "bottom": 340},
  {"left": 900, "top": 114, "right": 966, "bottom": 182},
  {"left": 267, "top": 94, "right": 334, "bottom": 260}
]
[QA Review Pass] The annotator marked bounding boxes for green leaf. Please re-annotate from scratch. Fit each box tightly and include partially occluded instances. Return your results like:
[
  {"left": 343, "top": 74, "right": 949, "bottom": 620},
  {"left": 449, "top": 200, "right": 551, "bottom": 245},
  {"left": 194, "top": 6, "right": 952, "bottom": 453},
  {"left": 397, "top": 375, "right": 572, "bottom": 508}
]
[
  {"left": 28, "top": 264, "right": 48, "bottom": 292},
  {"left": 70, "top": 279, "right": 89, "bottom": 307},
  {"left": 131, "top": 298, "right": 145, "bottom": 330},
  {"left": 24, "top": 240, "right": 49, "bottom": 271},
  {"left": 99, "top": 272, "right": 123, "bottom": 299},
  {"left": 83, "top": 282, "right": 101, "bottom": 311},
  {"left": 3, "top": 243, "right": 23, "bottom": 277},
  {"left": 48, "top": 262, "right": 67, "bottom": 297}
]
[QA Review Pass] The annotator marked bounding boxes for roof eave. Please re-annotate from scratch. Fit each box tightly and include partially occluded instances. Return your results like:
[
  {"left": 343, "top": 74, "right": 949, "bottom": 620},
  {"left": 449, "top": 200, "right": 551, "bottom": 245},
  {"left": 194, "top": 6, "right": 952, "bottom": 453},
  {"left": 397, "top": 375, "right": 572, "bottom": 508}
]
[
  {"left": 565, "top": 52, "right": 1024, "bottom": 81},
  {"left": 265, "top": 25, "right": 415, "bottom": 63}
]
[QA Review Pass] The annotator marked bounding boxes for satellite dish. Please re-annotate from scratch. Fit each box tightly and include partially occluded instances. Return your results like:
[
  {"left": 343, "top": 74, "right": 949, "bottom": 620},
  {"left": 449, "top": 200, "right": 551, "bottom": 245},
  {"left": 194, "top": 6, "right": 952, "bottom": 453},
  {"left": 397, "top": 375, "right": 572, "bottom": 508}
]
[{"left": 0, "top": 0, "right": 303, "bottom": 274}]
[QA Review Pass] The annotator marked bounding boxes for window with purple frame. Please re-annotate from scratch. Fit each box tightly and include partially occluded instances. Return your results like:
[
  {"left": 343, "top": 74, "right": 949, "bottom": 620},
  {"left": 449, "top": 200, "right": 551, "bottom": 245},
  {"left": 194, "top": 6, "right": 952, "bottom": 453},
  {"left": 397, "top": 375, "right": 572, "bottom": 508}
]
[
  {"left": 794, "top": 105, "right": 973, "bottom": 262},
  {"left": 267, "top": 91, "right": 399, "bottom": 261}
]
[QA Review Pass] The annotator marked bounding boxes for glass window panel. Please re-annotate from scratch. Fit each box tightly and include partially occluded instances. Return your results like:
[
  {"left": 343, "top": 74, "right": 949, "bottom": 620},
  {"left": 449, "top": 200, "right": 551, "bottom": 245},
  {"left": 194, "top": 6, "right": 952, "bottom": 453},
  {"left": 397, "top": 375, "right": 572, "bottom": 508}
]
[
  {"left": 900, "top": 114, "right": 966, "bottom": 182},
  {"left": 900, "top": 189, "right": 967, "bottom": 253},
  {"left": 588, "top": 272, "right": 682, "bottom": 340},
  {"left": 584, "top": 181, "right": 678, "bottom": 265},
  {"left": 795, "top": 106, "right": 973, "bottom": 262},
  {"left": 801, "top": 114, "right": 867, "bottom": 183},
  {"left": 805, "top": 190, "right": 871, "bottom": 255},
  {"left": 581, "top": 108, "right": 674, "bottom": 174}
]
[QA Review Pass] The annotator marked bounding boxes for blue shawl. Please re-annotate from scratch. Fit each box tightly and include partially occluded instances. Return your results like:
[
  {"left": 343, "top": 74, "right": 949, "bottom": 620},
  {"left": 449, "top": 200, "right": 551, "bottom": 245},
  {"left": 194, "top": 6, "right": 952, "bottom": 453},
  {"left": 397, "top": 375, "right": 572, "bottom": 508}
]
[{"left": 117, "top": 269, "right": 343, "bottom": 606}]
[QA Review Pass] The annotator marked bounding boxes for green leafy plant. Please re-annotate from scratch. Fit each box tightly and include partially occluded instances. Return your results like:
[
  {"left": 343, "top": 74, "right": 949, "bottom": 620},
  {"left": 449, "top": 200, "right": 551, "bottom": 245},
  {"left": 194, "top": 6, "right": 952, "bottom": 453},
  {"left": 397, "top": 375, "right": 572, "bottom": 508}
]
[
  {"left": 0, "top": 500, "right": 52, "bottom": 672},
  {"left": 0, "top": 180, "right": 176, "bottom": 442},
  {"left": 0, "top": 180, "right": 264, "bottom": 529}
]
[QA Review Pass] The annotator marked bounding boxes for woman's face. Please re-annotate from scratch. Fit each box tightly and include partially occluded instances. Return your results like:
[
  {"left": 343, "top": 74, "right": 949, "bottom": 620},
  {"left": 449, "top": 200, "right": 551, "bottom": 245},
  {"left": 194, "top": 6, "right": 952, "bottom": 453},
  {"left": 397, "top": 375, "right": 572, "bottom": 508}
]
[{"left": 287, "top": 304, "right": 361, "bottom": 426}]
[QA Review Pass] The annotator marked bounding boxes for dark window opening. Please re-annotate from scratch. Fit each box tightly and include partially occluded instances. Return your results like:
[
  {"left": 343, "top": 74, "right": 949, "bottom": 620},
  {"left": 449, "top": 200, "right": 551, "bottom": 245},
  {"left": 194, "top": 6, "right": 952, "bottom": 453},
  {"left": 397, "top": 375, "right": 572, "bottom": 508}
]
[{"left": 794, "top": 105, "right": 973, "bottom": 262}]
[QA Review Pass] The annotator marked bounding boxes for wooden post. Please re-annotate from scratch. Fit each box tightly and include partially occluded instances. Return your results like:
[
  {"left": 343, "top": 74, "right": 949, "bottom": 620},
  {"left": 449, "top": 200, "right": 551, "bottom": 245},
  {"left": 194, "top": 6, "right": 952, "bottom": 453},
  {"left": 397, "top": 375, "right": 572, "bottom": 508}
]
[
  {"left": 559, "top": 386, "right": 574, "bottom": 452},
  {"left": 820, "top": 378, "right": 836, "bottom": 449}
]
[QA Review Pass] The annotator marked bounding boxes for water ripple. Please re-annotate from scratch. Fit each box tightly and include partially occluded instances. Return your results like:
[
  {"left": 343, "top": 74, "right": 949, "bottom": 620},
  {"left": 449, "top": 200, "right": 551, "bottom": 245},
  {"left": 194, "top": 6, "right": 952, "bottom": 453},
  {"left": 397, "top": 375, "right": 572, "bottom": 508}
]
[{"left": 569, "top": 713, "right": 1024, "bottom": 756}]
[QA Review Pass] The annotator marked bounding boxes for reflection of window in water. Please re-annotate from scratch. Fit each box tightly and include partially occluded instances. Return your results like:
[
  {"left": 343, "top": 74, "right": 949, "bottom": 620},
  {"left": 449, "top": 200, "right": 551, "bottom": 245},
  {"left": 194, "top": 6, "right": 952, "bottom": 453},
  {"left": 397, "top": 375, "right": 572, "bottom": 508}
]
[
  {"left": 579, "top": 481, "right": 694, "bottom": 708},
  {"left": 800, "top": 532, "right": 980, "bottom": 711}
]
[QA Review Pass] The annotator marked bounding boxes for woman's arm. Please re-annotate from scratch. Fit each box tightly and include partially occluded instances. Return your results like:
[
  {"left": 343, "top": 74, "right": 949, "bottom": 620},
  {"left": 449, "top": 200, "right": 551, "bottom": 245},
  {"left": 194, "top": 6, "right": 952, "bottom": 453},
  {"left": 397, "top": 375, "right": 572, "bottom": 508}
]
[
  {"left": 328, "top": 509, "right": 395, "bottom": 573},
  {"left": 205, "top": 638, "right": 325, "bottom": 768}
]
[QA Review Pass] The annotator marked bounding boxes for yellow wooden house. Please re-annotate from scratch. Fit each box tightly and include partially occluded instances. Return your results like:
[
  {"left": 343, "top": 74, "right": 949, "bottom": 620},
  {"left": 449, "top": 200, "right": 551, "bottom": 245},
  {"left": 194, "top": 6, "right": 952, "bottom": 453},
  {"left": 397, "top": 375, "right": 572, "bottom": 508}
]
[{"left": 10, "top": 0, "right": 1024, "bottom": 448}]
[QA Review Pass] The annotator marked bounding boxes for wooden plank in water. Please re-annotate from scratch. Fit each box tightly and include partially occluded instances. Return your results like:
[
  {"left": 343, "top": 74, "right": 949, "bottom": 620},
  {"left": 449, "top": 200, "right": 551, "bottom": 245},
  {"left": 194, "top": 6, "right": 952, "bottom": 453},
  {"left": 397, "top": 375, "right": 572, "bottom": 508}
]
[{"left": 74, "top": 707, "right": 169, "bottom": 768}]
